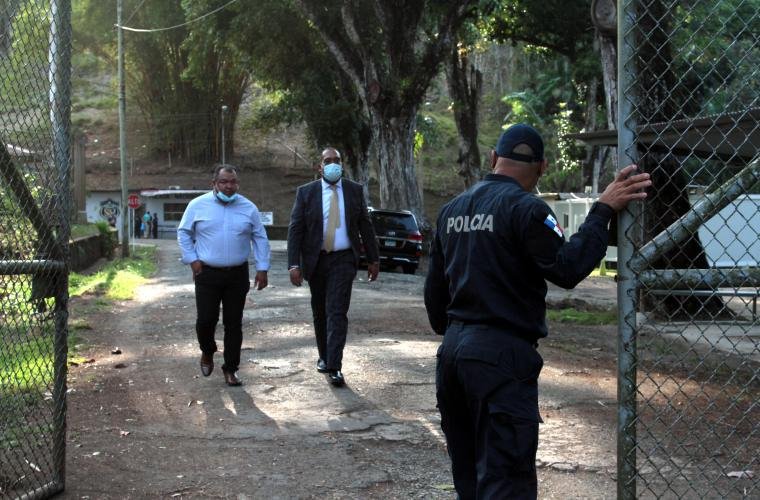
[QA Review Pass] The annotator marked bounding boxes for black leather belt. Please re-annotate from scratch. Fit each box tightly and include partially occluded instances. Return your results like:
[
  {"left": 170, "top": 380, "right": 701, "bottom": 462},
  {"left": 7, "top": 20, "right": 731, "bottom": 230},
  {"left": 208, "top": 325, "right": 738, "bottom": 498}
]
[{"left": 201, "top": 262, "right": 247, "bottom": 271}]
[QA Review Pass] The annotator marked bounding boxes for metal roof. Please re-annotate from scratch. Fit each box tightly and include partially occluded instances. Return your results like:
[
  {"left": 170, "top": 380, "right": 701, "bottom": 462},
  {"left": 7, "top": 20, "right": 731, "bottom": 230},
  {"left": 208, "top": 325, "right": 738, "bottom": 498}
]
[
  {"left": 140, "top": 189, "right": 207, "bottom": 197},
  {"left": 565, "top": 107, "right": 760, "bottom": 164}
]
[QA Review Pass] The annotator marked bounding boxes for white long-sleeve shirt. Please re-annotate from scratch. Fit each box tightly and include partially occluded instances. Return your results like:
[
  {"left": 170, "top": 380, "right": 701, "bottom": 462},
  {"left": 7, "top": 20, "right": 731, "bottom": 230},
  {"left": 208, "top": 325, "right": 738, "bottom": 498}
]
[{"left": 177, "top": 191, "right": 270, "bottom": 270}]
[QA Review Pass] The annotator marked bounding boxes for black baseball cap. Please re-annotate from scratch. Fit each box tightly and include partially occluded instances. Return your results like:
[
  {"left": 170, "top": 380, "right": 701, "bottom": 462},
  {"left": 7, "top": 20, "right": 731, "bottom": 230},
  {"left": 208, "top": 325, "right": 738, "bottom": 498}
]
[{"left": 495, "top": 123, "right": 544, "bottom": 163}]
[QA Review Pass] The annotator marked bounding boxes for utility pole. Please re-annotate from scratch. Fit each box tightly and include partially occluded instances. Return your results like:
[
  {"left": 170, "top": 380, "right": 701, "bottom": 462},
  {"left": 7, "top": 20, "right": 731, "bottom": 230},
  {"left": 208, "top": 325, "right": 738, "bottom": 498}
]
[
  {"left": 221, "top": 104, "right": 228, "bottom": 164},
  {"left": 117, "top": 0, "right": 129, "bottom": 257}
]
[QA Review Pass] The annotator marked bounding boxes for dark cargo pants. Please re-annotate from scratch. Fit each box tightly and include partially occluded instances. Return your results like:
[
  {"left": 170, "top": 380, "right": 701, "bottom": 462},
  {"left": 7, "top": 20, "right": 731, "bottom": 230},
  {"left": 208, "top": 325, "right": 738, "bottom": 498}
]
[{"left": 436, "top": 322, "right": 543, "bottom": 500}]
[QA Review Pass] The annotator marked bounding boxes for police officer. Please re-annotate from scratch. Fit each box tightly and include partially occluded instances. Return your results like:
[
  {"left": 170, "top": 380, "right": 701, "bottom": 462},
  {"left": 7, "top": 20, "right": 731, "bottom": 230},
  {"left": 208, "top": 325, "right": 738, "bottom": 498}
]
[{"left": 424, "top": 123, "right": 652, "bottom": 499}]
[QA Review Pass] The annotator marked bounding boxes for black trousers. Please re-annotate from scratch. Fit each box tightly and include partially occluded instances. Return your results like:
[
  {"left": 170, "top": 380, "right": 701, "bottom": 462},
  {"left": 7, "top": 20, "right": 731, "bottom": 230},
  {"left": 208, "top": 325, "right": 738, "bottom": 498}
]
[
  {"left": 436, "top": 323, "right": 543, "bottom": 500},
  {"left": 194, "top": 264, "right": 250, "bottom": 373},
  {"left": 307, "top": 249, "right": 356, "bottom": 371}
]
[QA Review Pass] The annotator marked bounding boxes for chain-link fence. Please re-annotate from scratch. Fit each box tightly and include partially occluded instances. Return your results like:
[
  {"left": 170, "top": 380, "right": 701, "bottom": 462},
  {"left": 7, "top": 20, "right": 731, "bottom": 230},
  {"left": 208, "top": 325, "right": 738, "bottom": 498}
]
[
  {"left": 617, "top": 0, "right": 759, "bottom": 497},
  {"left": 0, "top": 0, "right": 72, "bottom": 498}
]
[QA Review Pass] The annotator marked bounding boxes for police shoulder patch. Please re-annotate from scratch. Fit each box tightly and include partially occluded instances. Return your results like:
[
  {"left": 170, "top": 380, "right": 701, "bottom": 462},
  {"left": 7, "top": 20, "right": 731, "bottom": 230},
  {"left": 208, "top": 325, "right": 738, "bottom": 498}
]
[{"left": 543, "top": 214, "right": 564, "bottom": 238}]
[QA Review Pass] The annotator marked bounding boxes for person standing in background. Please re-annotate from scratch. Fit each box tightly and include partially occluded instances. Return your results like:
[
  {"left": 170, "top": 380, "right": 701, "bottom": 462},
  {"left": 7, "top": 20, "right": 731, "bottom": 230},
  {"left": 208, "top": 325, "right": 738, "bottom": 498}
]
[
  {"left": 152, "top": 212, "right": 159, "bottom": 239},
  {"left": 142, "top": 211, "right": 152, "bottom": 238}
]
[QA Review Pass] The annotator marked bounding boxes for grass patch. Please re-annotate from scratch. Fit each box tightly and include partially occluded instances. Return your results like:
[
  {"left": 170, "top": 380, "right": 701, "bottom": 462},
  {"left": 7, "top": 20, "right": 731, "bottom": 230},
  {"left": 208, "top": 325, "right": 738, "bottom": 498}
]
[
  {"left": 589, "top": 262, "right": 617, "bottom": 278},
  {"left": 0, "top": 334, "right": 55, "bottom": 392},
  {"left": 547, "top": 308, "right": 617, "bottom": 325},
  {"left": 69, "top": 245, "right": 157, "bottom": 299},
  {"left": 70, "top": 223, "right": 101, "bottom": 240},
  {"left": 0, "top": 326, "right": 87, "bottom": 394},
  {"left": 0, "top": 247, "right": 156, "bottom": 396}
]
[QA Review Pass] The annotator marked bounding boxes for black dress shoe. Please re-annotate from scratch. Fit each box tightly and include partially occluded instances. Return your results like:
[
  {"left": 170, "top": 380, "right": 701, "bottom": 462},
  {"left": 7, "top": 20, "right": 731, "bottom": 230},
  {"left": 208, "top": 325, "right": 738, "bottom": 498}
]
[
  {"left": 328, "top": 370, "right": 345, "bottom": 387},
  {"left": 200, "top": 352, "right": 214, "bottom": 377},
  {"left": 316, "top": 359, "right": 328, "bottom": 373},
  {"left": 223, "top": 370, "right": 242, "bottom": 386}
]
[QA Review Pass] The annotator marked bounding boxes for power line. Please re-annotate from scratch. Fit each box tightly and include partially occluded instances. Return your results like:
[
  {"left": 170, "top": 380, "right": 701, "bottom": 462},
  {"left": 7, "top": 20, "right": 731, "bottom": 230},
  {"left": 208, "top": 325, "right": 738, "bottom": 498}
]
[{"left": 116, "top": 0, "right": 239, "bottom": 33}]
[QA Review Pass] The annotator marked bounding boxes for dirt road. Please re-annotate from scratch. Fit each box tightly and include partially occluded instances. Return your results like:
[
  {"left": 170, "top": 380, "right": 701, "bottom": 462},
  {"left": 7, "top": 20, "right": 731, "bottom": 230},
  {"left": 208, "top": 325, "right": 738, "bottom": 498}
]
[{"left": 63, "top": 239, "right": 622, "bottom": 499}]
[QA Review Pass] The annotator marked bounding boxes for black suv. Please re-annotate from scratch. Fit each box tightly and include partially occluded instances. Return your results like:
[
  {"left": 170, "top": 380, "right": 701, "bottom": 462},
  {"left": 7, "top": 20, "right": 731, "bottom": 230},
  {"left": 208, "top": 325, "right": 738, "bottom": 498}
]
[{"left": 363, "top": 207, "right": 423, "bottom": 274}]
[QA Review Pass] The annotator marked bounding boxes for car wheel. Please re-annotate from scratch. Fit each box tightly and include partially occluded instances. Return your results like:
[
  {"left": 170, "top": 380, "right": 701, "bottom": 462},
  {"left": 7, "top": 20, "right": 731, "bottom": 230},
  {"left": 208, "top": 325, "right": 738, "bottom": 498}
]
[{"left": 402, "top": 264, "right": 416, "bottom": 275}]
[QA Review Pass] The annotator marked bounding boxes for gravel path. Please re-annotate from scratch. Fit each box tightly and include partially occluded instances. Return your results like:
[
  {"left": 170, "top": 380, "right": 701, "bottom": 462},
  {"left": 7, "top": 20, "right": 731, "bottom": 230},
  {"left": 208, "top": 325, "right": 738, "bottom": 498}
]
[{"left": 62, "top": 239, "right": 624, "bottom": 499}]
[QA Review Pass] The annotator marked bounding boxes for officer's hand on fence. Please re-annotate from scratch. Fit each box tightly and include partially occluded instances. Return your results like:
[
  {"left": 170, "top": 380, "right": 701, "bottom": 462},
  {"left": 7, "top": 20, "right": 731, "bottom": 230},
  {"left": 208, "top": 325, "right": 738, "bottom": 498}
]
[
  {"left": 598, "top": 164, "right": 652, "bottom": 211},
  {"left": 190, "top": 260, "right": 203, "bottom": 281},
  {"left": 254, "top": 271, "right": 268, "bottom": 290},
  {"left": 367, "top": 262, "right": 379, "bottom": 282},
  {"left": 289, "top": 267, "right": 303, "bottom": 286}
]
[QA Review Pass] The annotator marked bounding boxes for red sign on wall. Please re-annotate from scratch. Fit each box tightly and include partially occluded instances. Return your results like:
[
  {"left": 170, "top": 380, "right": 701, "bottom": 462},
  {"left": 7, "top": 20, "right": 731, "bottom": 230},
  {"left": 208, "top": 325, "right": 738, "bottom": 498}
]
[{"left": 127, "top": 194, "right": 141, "bottom": 209}]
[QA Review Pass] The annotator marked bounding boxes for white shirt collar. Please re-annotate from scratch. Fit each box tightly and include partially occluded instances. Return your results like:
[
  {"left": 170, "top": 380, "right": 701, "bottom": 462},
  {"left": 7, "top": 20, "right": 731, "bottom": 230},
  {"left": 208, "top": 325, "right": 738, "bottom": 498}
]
[{"left": 321, "top": 178, "right": 343, "bottom": 190}]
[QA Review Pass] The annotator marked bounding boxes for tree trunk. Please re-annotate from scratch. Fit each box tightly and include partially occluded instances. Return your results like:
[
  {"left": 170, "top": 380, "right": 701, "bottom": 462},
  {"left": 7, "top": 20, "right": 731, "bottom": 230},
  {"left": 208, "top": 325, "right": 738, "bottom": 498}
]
[
  {"left": 582, "top": 76, "right": 598, "bottom": 191},
  {"left": 370, "top": 107, "right": 425, "bottom": 224},
  {"left": 446, "top": 46, "right": 483, "bottom": 190},
  {"left": 293, "top": 0, "right": 475, "bottom": 227},
  {"left": 591, "top": 147, "right": 609, "bottom": 195},
  {"left": 597, "top": 30, "right": 618, "bottom": 172},
  {"left": 342, "top": 133, "right": 371, "bottom": 203}
]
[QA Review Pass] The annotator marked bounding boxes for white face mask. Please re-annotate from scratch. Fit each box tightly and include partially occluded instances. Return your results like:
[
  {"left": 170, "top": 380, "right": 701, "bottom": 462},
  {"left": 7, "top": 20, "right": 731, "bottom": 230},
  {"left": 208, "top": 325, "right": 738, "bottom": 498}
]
[
  {"left": 322, "top": 163, "right": 342, "bottom": 183},
  {"left": 215, "top": 191, "right": 238, "bottom": 203}
]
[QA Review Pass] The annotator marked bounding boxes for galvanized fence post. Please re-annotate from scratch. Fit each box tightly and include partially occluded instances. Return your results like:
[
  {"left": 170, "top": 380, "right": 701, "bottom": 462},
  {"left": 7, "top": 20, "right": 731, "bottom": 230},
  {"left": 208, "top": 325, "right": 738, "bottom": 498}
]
[
  {"left": 50, "top": 0, "right": 72, "bottom": 492},
  {"left": 616, "top": 1, "right": 638, "bottom": 498}
]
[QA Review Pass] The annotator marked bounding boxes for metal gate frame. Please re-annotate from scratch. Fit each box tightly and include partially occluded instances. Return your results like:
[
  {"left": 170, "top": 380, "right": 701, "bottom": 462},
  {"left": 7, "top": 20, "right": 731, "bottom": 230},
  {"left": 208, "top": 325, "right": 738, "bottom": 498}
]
[
  {"left": 616, "top": 1, "right": 758, "bottom": 498},
  {"left": 0, "top": 1, "right": 71, "bottom": 498}
]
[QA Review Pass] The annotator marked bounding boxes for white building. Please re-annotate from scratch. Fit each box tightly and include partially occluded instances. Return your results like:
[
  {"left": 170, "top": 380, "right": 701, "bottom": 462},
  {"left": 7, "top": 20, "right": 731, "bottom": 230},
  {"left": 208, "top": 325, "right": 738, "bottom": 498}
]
[
  {"left": 540, "top": 193, "right": 618, "bottom": 266},
  {"left": 85, "top": 188, "right": 206, "bottom": 240},
  {"left": 86, "top": 188, "right": 274, "bottom": 240}
]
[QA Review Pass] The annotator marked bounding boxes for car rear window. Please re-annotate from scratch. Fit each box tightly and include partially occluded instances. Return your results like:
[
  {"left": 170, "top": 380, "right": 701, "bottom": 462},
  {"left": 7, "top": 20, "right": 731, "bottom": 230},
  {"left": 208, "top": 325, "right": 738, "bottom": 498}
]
[{"left": 371, "top": 213, "right": 418, "bottom": 232}]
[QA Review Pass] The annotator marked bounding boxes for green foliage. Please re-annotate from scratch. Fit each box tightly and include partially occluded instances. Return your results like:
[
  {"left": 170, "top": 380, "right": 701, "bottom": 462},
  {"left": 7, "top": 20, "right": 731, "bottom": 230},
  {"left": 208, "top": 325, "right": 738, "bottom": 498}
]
[
  {"left": 0, "top": 170, "right": 52, "bottom": 260},
  {"left": 0, "top": 0, "right": 50, "bottom": 114},
  {"left": 73, "top": 0, "right": 251, "bottom": 163},
  {"left": 498, "top": 53, "right": 589, "bottom": 192},
  {"left": 487, "top": 0, "right": 594, "bottom": 63},
  {"left": 234, "top": 0, "right": 370, "bottom": 172},
  {"left": 669, "top": 0, "right": 759, "bottom": 116},
  {"left": 70, "top": 223, "right": 100, "bottom": 240},
  {"left": 94, "top": 220, "right": 111, "bottom": 235},
  {"left": 416, "top": 109, "right": 469, "bottom": 194}
]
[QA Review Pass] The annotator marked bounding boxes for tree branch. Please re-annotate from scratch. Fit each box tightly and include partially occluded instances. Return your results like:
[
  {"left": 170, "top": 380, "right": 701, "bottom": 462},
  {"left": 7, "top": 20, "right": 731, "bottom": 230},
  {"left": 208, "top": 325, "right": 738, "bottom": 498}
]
[
  {"left": 405, "top": 1, "right": 475, "bottom": 106},
  {"left": 294, "top": 0, "right": 369, "bottom": 111}
]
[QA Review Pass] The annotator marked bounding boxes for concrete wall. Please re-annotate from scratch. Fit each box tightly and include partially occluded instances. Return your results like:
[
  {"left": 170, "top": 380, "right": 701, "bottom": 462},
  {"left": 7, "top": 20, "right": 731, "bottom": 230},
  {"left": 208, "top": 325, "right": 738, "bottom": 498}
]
[{"left": 69, "top": 230, "right": 117, "bottom": 272}]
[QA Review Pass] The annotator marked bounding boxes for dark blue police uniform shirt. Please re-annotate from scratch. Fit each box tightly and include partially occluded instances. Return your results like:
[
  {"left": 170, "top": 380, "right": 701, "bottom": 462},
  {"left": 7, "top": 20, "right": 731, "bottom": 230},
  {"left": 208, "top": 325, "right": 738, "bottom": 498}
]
[{"left": 424, "top": 173, "right": 614, "bottom": 342}]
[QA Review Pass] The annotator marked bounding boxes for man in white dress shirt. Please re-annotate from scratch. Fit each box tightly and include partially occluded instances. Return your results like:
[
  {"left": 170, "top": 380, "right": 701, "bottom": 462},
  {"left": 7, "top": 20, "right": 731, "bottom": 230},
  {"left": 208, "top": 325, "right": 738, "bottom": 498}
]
[{"left": 177, "top": 165, "right": 270, "bottom": 386}]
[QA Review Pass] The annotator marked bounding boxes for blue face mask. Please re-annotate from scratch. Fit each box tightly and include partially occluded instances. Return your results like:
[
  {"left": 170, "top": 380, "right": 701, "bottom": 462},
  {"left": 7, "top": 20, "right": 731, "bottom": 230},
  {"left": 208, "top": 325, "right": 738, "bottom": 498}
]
[
  {"left": 216, "top": 191, "right": 239, "bottom": 203},
  {"left": 322, "top": 163, "right": 342, "bottom": 184}
]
